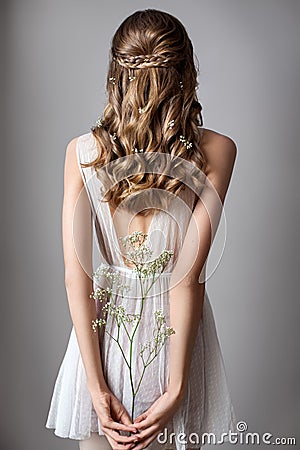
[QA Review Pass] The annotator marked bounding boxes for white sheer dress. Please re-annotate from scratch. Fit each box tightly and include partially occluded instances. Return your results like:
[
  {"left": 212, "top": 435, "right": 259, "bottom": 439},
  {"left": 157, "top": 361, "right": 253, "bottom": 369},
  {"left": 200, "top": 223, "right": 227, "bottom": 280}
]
[{"left": 45, "top": 131, "right": 237, "bottom": 450}]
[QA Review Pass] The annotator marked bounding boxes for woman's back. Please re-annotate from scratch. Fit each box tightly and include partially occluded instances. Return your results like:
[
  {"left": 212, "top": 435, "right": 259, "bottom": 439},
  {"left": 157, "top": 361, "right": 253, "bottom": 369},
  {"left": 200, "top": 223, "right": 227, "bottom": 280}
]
[
  {"left": 76, "top": 131, "right": 199, "bottom": 271},
  {"left": 45, "top": 8, "right": 237, "bottom": 450},
  {"left": 45, "top": 129, "right": 237, "bottom": 449}
]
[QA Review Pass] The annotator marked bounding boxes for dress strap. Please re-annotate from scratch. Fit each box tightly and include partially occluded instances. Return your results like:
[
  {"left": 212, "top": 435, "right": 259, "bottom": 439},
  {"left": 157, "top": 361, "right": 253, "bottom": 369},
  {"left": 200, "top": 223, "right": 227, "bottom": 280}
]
[
  {"left": 76, "top": 132, "right": 98, "bottom": 171},
  {"left": 75, "top": 132, "right": 113, "bottom": 266}
]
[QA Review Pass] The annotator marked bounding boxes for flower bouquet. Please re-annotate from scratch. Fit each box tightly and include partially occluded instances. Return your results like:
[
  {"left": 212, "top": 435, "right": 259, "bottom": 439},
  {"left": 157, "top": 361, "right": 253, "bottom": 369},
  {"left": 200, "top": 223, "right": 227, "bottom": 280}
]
[{"left": 91, "top": 231, "right": 175, "bottom": 422}]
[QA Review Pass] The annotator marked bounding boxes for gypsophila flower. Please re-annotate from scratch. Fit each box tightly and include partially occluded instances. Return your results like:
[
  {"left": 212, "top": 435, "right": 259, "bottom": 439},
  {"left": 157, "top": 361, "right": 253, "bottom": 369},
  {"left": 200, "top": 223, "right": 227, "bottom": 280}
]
[
  {"left": 93, "top": 266, "right": 122, "bottom": 283},
  {"left": 89, "top": 230, "right": 175, "bottom": 422},
  {"left": 179, "top": 135, "right": 193, "bottom": 150},
  {"left": 119, "top": 230, "right": 147, "bottom": 246},
  {"left": 92, "top": 317, "right": 106, "bottom": 332},
  {"left": 132, "top": 147, "right": 144, "bottom": 153},
  {"left": 103, "top": 302, "right": 141, "bottom": 325},
  {"left": 89, "top": 287, "right": 109, "bottom": 302},
  {"left": 139, "top": 310, "right": 175, "bottom": 358},
  {"left": 139, "top": 250, "right": 174, "bottom": 278},
  {"left": 91, "top": 265, "right": 131, "bottom": 299},
  {"left": 154, "top": 309, "right": 166, "bottom": 324},
  {"left": 96, "top": 116, "right": 104, "bottom": 128}
]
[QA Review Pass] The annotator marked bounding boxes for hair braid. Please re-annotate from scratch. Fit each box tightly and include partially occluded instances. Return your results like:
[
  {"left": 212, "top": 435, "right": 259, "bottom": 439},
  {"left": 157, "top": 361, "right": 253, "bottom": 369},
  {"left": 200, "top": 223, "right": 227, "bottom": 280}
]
[{"left": 113, "top": 52, "right": 184, "bottom": 69}]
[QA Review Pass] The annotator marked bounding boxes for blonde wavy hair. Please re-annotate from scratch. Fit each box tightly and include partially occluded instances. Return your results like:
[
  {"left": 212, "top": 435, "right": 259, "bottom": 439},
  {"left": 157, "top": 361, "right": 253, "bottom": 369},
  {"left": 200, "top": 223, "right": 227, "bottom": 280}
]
[{"left": 82, "top": 9, "right": 207, "bottom": 215}]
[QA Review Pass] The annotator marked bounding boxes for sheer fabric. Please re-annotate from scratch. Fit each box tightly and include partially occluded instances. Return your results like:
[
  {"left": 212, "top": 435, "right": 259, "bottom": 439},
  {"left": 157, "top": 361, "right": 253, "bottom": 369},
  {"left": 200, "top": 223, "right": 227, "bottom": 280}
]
[{"left": 45, "top": 132, "right": 237, "bottom": 450}]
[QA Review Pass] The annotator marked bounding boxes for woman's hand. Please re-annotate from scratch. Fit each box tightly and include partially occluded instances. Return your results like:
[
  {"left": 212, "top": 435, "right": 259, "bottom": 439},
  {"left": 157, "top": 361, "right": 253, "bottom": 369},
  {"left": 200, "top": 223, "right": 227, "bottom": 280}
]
[
  {"left": 90, "top": 388, "right": 139, "bottom": 450},
  {"left": 130, "top": 390, "right": 184, "bottom": 450}
]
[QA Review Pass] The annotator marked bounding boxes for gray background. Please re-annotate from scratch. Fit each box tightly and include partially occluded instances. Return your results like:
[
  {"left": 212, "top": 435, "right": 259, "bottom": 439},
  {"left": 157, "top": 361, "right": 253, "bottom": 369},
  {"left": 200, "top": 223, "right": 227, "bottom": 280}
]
[{"left": 2, "top": 0, "right": 299, "bottom": 449}]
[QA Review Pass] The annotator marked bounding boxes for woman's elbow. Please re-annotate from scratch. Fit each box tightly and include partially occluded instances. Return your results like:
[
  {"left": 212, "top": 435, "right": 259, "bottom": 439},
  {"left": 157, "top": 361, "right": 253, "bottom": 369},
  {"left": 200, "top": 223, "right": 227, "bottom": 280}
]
[
  {"left": 64, "top": 272, "right": 74, "bottom": 290},
  {"left": 64, "top": 268, "right": 80, "bottom": 290},
  {"left": 64, "top": 268, "right": 93, "bottom": 291}
]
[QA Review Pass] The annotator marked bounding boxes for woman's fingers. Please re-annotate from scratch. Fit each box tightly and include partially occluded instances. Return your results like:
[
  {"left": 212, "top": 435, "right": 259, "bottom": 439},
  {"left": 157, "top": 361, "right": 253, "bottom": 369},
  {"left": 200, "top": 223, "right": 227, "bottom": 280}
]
[
  {"left": 133, "top": 412, "right": 147, "bottom": 423},
  {"left": 109, "top": 394, "right": 139, "bottom": 431},
  {"left": 114, "top": 403, "right": 137, "bottom": 428},
  {"left": 131, "top": 424, "right": 158, "bottom": 443},
  {"left": 133, "top": 414, "right": 156, "bottom": 432},
  {"left": 102, "top": 423, "right": 139, "bottom": 442},
  {"left": 105, "top": 433, "right": 137, "bottom": 450},
  {"left": 102, "top": 428, "right": 139, "bottom": 448},
  {"left": 119, "top": 409, "right": 136, "bottom": 426},
  {"left": 93, "top": 390, "right": 140, "bottom": 448},
  {"left": 132, "top": 428, "right": 160, "bottom": 450},
  {"left": 102, "top": 418, "right": 137, "bottom": 434}
]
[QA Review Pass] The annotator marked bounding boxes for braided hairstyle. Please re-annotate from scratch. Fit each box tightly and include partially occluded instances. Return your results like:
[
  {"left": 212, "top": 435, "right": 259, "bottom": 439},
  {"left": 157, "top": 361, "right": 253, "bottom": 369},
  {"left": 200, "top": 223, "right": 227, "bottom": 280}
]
[{"left": 84, "top": 9, "right": 207, "bottom": 214}]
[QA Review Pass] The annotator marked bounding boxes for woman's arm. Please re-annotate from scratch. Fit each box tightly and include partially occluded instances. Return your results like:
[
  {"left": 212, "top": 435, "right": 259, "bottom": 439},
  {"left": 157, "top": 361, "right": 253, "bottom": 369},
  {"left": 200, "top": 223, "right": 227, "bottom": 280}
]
[
  {"left": 131, "top": 133, "right": 237, "bottom": 449},
  {"left": 62, "top": 137, "right": 139, "bottom": 446},
  {"left": 167, "top": 133, "right": 237, "bottom": 399},
  {"left": 62, "top": 136, "right": 107, "bottom": 394}
]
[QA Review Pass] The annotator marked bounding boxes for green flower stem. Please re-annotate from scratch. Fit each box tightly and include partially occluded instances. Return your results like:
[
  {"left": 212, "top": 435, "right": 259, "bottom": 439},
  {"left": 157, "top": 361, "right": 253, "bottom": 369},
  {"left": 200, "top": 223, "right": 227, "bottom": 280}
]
[
  {"left": 105, "top": 330, "right": 130, "bottom": 369},
  {"left": 129, "top": 298, "right": 145, "bottom": 419},
  {"left": 92, "top": 232, "right": 174, "bottom": 423},
  {"left": 133, "top": 335, "right": 167, "bottom": 399},
  {"left": 120, "top": 316, "right": 131, "bottom": 340},
  {"left": 127, "top": 265, "right": 168, "bottom": 420}
]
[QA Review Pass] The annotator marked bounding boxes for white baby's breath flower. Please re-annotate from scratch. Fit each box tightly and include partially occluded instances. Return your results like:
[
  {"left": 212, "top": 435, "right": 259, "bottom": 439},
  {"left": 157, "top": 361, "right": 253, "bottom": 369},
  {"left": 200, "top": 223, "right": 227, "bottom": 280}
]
[
  {"left": 89, "top": 231, "right": 175, "bottom": 422},
  {"left": 90, "top": 287, "right": 108, "bottom": 302},
  {"left": 138, "top": 310, "right": 175, "bottom": 358},
  {"left": 91, "top": 317, "right": 106, "bottom": 332},
  {"left": 154, "top": 309, "right": 166, "bottom": 324}
]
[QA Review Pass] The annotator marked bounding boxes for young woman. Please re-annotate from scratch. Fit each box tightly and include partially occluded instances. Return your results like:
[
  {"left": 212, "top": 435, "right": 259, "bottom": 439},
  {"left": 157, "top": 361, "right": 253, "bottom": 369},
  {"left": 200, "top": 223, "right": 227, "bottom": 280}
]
[{"left": 45, "top": 9, "right": 237, "bottom": 450}]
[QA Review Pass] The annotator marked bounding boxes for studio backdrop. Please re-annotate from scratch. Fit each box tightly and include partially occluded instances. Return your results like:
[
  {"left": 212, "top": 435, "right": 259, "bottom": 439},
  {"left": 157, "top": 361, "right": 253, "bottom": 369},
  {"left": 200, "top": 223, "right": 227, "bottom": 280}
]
[{"left": 1, "top": 1, "right": 299, "bottom": 449}]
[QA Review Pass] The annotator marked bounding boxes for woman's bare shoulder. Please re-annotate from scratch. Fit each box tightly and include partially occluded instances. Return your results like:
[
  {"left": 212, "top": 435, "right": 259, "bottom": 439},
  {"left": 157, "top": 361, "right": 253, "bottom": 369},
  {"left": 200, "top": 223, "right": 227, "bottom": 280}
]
[
  {"left": 63, "top": 135, "right": 85, "bottom": 189},
  {"left": 199, "top": 128, "right": 237, "bottom": 203},
  {"left": 201, "top": 127, "right": 237, "bottom": 177}
]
